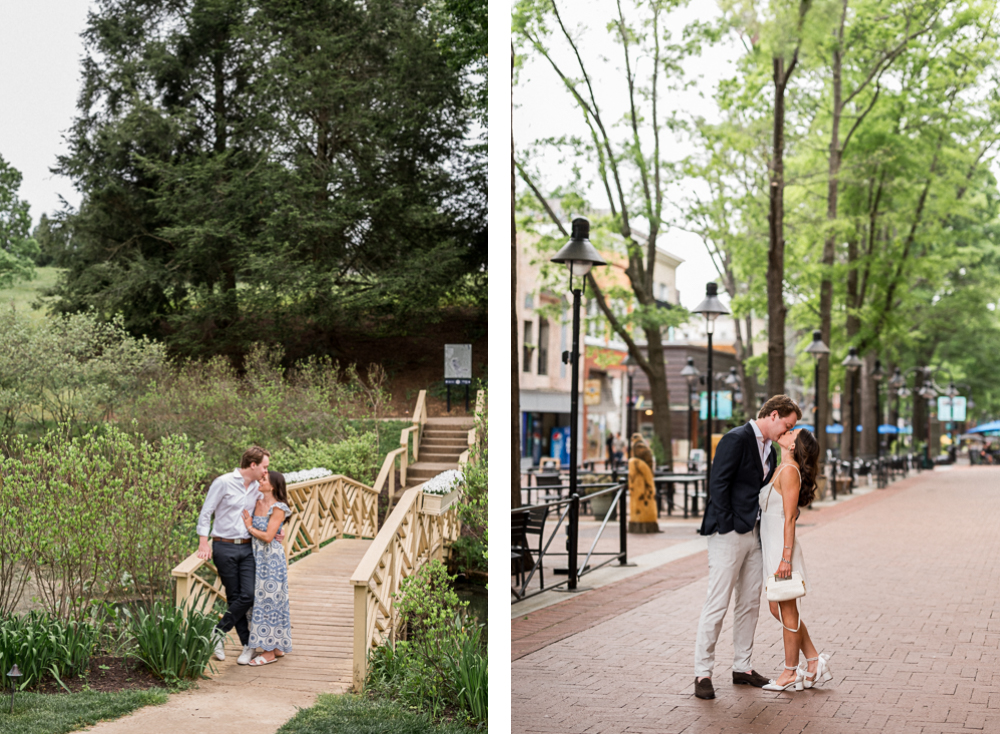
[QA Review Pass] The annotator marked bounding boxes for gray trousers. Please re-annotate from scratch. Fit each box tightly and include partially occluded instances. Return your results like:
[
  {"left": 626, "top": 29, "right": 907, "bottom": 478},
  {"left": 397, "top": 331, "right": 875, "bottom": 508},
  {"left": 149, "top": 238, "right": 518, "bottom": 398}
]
[{"left": 694, "top": 523, "right": 763, "bottom": 678}]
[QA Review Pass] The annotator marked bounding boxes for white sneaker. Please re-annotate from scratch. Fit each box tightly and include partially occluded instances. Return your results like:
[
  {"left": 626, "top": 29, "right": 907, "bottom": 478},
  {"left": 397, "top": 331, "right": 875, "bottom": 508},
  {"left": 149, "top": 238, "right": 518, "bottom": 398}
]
[
  {"left": 213, "top": 634, "right": 226, "bottom": 661},
  {"left": 237, "top": 645, "right": 256, "bottom": 665}
]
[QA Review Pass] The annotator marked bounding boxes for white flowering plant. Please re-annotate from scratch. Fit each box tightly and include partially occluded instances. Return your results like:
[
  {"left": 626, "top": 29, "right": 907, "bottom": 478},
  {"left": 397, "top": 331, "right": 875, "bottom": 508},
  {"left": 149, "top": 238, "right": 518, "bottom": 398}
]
[
  {"left": 283, "top": 467, "right": 334, "bottom": 484},
  {"left": 421, "top": 469, "right": 462, "bottom": 496}
]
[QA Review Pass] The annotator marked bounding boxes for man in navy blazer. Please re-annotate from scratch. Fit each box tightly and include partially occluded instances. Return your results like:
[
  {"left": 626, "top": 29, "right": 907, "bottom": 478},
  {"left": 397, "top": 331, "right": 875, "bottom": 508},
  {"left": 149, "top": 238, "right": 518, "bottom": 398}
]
[{"left": 693, "top": 395, "right": 802, "bottom": 699}]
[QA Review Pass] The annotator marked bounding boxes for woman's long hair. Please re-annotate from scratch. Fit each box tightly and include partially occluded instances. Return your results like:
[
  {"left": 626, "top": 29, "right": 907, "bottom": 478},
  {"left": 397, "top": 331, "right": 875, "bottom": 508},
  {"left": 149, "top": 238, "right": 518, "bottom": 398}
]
[
  {"left": 792, "top": 429, "right": 820, "bottom": 507},
  {"left": 268, "top": 470, "right": 288, "bottom": 506}
]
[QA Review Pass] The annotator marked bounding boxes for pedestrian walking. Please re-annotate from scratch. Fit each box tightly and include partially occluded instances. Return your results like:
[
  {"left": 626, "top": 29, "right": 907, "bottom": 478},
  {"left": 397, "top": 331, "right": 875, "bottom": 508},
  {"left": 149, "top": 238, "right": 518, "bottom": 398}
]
[{"left": 693, "top": 395, "right": 800, "bottom": 700}]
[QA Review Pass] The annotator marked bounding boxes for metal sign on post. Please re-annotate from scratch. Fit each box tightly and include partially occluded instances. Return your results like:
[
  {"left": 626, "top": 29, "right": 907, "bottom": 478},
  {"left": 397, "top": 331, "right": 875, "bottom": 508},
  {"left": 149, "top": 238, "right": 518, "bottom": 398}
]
[{"left": 444, "top": 344, "right": 472, "bottom": 412}]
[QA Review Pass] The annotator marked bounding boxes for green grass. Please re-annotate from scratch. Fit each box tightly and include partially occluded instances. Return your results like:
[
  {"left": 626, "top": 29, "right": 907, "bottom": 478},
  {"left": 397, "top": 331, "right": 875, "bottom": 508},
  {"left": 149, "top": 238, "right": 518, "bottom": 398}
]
[
  {"left": 1, "top": 689, "right": 169, "bottom": 734},
  {"left": 0, "top": 267, "right": 63, "bottom": 325},
  {"left": 276, "top": 694, "right": 477, "bottom": 734}
]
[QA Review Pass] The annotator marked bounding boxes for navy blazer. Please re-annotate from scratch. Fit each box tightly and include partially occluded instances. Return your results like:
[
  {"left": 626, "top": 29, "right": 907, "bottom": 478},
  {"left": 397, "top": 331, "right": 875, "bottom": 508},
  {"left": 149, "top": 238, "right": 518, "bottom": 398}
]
[{"left": 699, "top": 422, "right": 776, "bottom": 536}]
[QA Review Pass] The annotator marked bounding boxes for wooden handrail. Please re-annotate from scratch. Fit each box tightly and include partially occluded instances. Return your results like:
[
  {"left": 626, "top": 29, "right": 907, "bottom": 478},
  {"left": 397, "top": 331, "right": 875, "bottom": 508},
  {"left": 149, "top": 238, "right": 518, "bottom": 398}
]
[
  {"left": 172, "top": 473, "right": 379, "bottom": 612},
  {"left": 372, "top": 390, "right": 427, "bottom": 506},
  {"left": 350, "top": 483, "right": 461, "bottom": 692}
]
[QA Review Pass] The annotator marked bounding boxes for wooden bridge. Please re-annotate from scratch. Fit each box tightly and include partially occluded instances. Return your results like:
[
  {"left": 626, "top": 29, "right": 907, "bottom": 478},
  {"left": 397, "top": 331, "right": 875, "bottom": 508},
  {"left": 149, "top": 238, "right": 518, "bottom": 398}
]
[{"left": 171, "top": 390, "right": 480, "bottom": 692}]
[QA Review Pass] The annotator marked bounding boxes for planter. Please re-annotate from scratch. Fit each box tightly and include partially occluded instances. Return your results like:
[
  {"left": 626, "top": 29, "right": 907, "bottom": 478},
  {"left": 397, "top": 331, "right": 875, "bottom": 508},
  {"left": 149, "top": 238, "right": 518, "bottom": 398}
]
[
  {"left": 422, "top": 488, "right": 460, "bottom": 515},
  {"left": 587, "top": 493, "right": 617, "bottom": 521}
]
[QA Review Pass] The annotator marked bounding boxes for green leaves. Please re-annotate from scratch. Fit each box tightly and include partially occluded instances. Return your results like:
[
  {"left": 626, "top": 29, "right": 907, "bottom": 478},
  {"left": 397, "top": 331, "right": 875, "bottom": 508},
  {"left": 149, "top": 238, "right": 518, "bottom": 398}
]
[
  {"left": 128, "top": 600, "right": 218, "bottom": 681},
  {"left": 0, "top": 154, "right": 37, "bottom": 289}
]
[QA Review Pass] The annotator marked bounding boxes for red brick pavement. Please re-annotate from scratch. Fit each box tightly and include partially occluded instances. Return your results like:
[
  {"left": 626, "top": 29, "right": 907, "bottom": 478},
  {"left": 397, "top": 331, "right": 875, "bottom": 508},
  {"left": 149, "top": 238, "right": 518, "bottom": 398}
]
[{"left": 511, "top": 467, "right": 1000, "bottom": 733}]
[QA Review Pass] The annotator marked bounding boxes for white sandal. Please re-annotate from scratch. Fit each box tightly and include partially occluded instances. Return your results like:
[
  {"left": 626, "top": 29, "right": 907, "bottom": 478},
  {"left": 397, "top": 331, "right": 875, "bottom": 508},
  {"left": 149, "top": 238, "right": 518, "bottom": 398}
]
[
  {"left": 248, "top": 654, "right": 277, "bottom": 666},
  {"left": 800, "top": 653, "right": 832, "bottom": 688},
  {"left": 762, "top": 665, "right": 803, "bottom": 691}
]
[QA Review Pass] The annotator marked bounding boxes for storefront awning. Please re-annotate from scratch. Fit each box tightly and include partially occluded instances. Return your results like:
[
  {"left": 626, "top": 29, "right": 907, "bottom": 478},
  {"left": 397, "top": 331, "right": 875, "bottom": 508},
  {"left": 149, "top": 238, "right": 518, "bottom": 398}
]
[{"left": 520, "top": 390, "right": 571, "bottom": 414}]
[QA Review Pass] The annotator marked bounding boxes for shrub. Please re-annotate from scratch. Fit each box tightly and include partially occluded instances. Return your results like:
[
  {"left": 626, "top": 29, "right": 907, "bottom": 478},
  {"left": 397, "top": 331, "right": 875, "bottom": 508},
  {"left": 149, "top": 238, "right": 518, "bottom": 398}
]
[
  {"left": 456, "top": 390, "right": 487, "bottom": 567},
  {"left": 366, "top": 561, "right": 487, "bottom": 722},
  {"left": 0, "top": 308, "right": 165, "bottom": 439},
  {"left": 127, "top": 600, "right": 218, "bottom": 681},
  {"left": 124, "top": 344, "right": 393, "bottom": 472},
  {"left": 273, "top": 427, "right": 381, "bottom": 485},
  {"left": 0, "top": 425, "right": 207, "bottom": 618}
]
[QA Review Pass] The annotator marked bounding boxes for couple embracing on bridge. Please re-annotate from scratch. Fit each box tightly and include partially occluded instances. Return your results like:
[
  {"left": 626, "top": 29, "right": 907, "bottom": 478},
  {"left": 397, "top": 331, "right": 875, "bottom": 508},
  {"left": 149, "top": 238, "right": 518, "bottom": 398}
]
[{"left": 195, "top": 446, "right": 294, "bottom": 667}]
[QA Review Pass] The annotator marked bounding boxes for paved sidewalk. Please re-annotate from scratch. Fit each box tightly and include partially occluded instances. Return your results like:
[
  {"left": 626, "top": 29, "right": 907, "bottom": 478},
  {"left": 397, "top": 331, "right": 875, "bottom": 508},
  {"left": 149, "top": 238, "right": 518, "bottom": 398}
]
[{"left": 512, "top": 466, "right": 1000, "bottom": 733}]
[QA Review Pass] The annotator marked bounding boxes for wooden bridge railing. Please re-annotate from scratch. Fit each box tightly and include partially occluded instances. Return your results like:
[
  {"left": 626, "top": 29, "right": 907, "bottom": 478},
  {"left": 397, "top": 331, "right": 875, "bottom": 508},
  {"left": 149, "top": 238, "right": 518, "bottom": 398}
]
[
  {"left": 350, "top": 485, "right": 461, "bottom": 691},
  {"left": 171, "top": 474, "right": 380, "bottom": 612},
  {"left": 372, "top": 390, "right": 427, "bottom": 507}
]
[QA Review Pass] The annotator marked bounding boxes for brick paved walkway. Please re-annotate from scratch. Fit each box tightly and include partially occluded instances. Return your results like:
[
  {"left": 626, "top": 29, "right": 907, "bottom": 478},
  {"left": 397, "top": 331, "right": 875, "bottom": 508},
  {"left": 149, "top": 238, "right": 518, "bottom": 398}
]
[{"left": 512, "top": 466, "right": 1000, "bottom": 733}]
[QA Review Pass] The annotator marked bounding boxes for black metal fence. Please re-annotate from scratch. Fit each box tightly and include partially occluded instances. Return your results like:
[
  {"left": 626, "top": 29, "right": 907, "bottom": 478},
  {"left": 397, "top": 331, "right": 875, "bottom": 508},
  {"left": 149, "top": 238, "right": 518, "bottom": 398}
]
[{"left": 511, "top": 482, "right": 628, "bottom": 603}]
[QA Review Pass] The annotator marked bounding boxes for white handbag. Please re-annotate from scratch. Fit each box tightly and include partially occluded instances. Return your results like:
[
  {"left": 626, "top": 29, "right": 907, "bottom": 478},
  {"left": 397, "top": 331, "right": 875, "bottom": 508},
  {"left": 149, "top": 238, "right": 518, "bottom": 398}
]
[
  {"left": 766, "top": 571, "right": 806, "bottom": 602},
  {"left": 766, "top": 572, "right": 805, "bottom": 632}
]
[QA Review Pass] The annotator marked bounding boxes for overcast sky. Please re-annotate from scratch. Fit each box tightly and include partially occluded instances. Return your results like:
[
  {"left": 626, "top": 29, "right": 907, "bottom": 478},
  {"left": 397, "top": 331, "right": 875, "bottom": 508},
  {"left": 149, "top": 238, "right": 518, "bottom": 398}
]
[
  {"left": 0, "top": 0, "right": 92, "bottom": 225},
  {"left": 514, "top": 0, "right": 742, "bottom": 311}
]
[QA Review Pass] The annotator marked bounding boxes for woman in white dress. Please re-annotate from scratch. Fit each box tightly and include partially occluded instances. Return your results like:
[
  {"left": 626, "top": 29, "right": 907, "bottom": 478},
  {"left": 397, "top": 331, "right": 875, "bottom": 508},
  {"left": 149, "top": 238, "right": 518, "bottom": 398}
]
[{"left": 759, "top": 428, "right": 833, "bottom": 692}]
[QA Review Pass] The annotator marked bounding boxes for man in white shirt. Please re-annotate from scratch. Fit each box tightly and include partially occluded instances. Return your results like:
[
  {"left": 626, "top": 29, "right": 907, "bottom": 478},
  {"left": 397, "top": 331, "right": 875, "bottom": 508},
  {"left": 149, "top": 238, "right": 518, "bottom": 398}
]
[{"left": 196, "top": 446, "right": 270, "bottom": 665}]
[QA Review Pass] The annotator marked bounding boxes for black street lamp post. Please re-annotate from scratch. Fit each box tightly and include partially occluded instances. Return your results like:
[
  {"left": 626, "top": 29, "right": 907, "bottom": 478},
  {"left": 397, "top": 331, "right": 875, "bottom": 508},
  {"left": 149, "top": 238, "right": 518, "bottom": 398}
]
[
  {"left": 841, "top": 347, "right": 863, "bottom": 487},
  {"left": 551, "top": 217, "right": 606, "bottom": 591},
  {"left": 681, "top": 357, "right": 700, "bottom": 468},
  {"left": 692, "top": 283, "right": 730, "bottom": 492},
  {"left": 804, "top": 330, "right": 831, "bottom": 455},
  {"left": 871, "top": 359, "right": 885, "bottom": 487}
]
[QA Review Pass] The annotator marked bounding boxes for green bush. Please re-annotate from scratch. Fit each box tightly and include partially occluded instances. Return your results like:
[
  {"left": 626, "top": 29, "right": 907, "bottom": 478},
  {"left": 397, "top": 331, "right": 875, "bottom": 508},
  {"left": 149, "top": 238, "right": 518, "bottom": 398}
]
[
  {"left": 0, "top": 425, "right": 207, "bottom": 618},
  {"left": 273, "top": 427, "right": 381, "bottom": 484},
  {"left": 124, "top": 344, "right": 393, "bottom": 472},
  {"left": 0, "top": 307, "right": 165, "bottom": 438},
  {"left": 127, "top": 600, "right": 218, "bottom": 681},
  {"left": 0, "top": 611, "right": 100, "bottom": 689},
  {"left": 457, "top": 390, "right": 487, "bottom": 566},
  {"left": 366, "top": 560, "right": 486, "bottom": 723},
  {"left": 449, "top": 535, "right": 486, "bottom": 574}
]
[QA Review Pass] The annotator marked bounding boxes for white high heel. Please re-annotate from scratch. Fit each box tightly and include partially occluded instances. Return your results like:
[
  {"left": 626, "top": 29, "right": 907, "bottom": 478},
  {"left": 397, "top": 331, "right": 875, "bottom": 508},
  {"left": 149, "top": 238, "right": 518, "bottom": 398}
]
[
  {"left": 800, "top": 653, "right": 833, "bottom": 689},
  {"left": 762, "top": 665, "right": 804, "bottom": 691}
]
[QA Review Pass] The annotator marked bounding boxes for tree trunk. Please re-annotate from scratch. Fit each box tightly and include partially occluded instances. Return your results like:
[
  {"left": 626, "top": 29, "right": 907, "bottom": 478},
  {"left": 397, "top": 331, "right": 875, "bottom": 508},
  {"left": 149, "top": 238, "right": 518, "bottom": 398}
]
[
  {"left": 644, "top": 325, "right": 673, "bottom": 467},
  {"left": 860, "top": 352, "right": 878, "bottom": 457},
  {"left": 512, "top": 48, "right": 522, "bottom": 509},
  {"left": 767, "top": 55, "right": 792, "bottom": 397},
  {"left": 734, "top": 316, "right": 758, "bottom": 419}
]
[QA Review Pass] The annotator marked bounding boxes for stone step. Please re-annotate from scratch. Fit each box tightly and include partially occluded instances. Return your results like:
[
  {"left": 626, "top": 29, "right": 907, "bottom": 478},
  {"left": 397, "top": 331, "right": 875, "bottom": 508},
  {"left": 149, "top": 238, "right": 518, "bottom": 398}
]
[
  {"left": 421, "top": 436, "right": 468, "bottom": 448},
  {"left": 407, "top": 462, "right": 460, "bottom": 480},
  {"left": 421, "top": 451, "right": 463, "bottom": 462},
  {"left": 422, "top": 429, "right": 471, "bottom": 439},
  {"left": 424, "top": 418, "right": 476, "bottom": 428}
]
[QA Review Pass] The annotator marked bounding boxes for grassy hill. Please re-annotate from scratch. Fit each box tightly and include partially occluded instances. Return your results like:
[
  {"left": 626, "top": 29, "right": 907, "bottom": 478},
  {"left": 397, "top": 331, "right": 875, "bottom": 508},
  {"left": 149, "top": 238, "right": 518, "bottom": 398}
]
[{"left": 0, "top": 267, "right": 63, "bottom": 324}]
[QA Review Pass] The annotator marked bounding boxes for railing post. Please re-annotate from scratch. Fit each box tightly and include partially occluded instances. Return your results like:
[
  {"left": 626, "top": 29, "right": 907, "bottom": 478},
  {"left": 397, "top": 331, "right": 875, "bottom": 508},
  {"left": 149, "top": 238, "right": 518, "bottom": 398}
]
[
  {"left": 618, "top": 483, "right": 628, "bottom": 566},
  {"left": 567, "top": 493, "right": 579, "bottom": 590},
  {"left": 831, "top": 458, "right": 838, "bottom": 501},
  {"left": 353, "top": 584, "right": 368, "bottom": 692}
]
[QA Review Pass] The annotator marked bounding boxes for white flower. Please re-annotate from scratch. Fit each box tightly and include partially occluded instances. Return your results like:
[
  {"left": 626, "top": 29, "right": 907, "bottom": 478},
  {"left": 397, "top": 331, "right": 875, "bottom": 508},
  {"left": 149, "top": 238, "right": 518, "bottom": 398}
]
[
  {"left": 422, "top": 469, "right": 462, "bottom": 496},
  {"left": 284, "top": 467, "right": 334, "bottom": 484}
]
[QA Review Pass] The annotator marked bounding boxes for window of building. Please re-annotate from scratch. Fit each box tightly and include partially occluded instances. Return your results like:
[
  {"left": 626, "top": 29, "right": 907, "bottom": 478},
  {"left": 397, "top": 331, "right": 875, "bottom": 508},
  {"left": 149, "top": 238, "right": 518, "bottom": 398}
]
[
  {"left": 523, "top": 320, "right": 534, "bottom": 372},
  {"left": 538, "top": 318, "right": 550, "bottom": 375},
  {"left": 524, "top": 292, "right": 534, "bottom": 310}
]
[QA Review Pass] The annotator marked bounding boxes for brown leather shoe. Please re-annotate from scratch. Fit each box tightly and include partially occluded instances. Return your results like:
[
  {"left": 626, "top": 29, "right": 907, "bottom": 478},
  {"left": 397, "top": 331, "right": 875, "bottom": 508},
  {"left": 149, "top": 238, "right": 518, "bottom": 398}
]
[
  {"left": 694, "top": 677, "right": 715, "bottom": 699},
  {"left": 733, "top": 670, "right": 771, "bottom": 687}
]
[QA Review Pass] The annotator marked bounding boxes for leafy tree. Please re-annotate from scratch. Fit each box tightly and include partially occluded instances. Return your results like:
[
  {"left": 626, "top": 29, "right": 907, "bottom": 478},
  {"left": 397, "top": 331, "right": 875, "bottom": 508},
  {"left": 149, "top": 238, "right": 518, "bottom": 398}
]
[
  {"left": 51, "top": 0, "right": 484, "bottom": 357},
  {"left": 0, "top": 154, "right": 38, "bottom": 288},
  {"left": 513, "top": 0, "right": 708, "bottom": 463}
]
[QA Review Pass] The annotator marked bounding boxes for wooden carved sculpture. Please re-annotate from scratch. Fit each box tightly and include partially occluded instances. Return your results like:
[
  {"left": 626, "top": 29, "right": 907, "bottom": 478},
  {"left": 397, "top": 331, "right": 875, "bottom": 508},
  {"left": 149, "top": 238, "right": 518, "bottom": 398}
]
[{"left": 628, "top": 433, "right": 660, "bottom": 533}]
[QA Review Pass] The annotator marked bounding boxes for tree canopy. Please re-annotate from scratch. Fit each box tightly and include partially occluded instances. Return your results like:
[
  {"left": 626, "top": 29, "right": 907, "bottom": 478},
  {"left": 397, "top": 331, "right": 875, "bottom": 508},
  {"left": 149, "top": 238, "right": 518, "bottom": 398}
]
[
  {"left": 50, "top": 0, "right": 486, "bottom": 358},
  {"left": 0, "top": 154, "right": 38, "bottom": 289}
]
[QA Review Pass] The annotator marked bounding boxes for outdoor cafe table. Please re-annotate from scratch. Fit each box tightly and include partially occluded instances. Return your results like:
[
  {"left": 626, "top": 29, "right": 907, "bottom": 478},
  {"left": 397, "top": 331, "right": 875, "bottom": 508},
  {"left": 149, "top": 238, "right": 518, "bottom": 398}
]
[{"left": 653, "top": 473, "right": 707, "bottom": 518}]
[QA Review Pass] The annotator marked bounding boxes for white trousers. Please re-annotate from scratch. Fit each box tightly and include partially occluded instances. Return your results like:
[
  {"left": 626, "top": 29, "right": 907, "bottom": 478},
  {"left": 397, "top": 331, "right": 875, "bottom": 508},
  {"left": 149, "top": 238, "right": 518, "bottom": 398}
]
[{"left": 694, "top": 523, "right": 763, "bottom": 678}]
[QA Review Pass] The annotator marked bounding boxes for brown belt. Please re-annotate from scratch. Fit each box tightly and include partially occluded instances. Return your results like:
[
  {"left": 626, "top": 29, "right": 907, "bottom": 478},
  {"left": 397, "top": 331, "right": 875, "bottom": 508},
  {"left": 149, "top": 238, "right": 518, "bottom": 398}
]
[{"left": 213, "top": 537, "right": 251, "bottom": 544}]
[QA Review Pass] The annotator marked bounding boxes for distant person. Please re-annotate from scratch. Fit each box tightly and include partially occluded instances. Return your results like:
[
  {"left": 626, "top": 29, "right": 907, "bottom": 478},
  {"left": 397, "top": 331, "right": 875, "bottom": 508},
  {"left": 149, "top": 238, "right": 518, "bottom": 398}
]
[
  {"left": 693, "top": 395, "right": 800, "bottom": 700},
  {"left": 613, "top": 432, "right": 626, "bottom": 466},
  {"left": 605, "top": 431, "right": 615, "bottom": 469}
]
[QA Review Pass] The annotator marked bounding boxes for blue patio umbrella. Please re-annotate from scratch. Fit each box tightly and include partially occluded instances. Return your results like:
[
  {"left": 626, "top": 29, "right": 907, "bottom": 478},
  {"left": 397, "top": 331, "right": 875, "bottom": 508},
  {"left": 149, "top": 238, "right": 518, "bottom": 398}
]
[
  {"left": 826, "top": 424, "right": 843, "bottom": 434},
  {"left": 968, "top": 420, "right": 1000, "bottom": 434},
  {"left": 878, "top": 424, "right": 898, "bottom": 434}
]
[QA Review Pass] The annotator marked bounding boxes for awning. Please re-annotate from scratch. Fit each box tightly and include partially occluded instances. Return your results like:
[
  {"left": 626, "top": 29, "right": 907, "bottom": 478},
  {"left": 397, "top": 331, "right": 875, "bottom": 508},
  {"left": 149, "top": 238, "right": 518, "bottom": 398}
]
[
  {"left": 520, "top": 390, "right": 571, "bottom": 414},
  {"left": 968, "top": 420, "right": 1000, "bottom": 434}
]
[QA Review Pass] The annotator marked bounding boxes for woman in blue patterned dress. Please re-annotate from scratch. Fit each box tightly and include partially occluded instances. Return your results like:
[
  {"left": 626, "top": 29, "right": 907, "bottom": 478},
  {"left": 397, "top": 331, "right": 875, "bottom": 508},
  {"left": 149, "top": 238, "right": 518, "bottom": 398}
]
[{"left": 241, "top": 469, "right": 293, "bottom": 665}]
